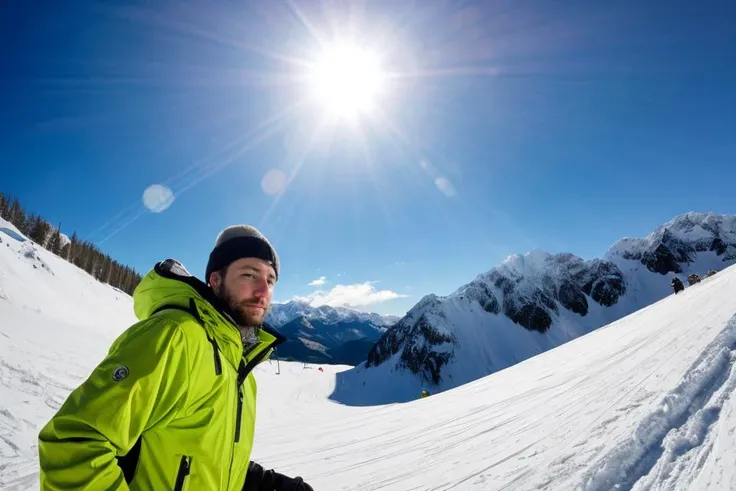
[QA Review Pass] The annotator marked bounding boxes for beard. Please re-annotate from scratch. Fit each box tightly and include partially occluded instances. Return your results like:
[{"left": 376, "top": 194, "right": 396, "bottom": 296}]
[{"left": 215, "top": 287, "right": 269, "bottom": 328}]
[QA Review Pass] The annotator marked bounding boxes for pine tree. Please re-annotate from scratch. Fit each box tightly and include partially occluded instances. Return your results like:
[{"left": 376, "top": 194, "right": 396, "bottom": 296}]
[
  {"left": 0, "top": 192, "right": 8, "bottom": 219},
  {"left": 92, "top": 249, "right": 104, "bottom": 279},
  {"left": 9, "top": 198, "right": 28, "bottom": 234},
  {"left": 68, "top": 231, "right": 79, "bottom": 263},
  {"left": 8, "top": 197, "right": 19, "bottom": 223},
  {"left": 132, "top": 272, "right": 142, "bottom": 291},
  {"left": 47, "top": 223, "right": 62, "bottom": 255},
  {"left": 123, "top": 267, "right": 135, "bottom": 294},
  {"left": 27, "top": 213, "right": 42, "bottom": 242},
  {"left": 110, "top": 261, "right": 122, "bottom": 288},
  {"left": 84, "top": 244, "right": 98, "bottom": 276},
  {"left": 120, "top": 268, "right": 129, "bottom": 293},
  {"left": 80, "top": 242, "right": 92, "bottom": 270},
  {"left": 93, "top": 252, "right": 105, "bottom": 281},
  {"left": 98, "top": 255, "right": 112, "bottom": 284},
  {"left": 59, "top": 242, "right": 70, "bottom": 260},
  {"left": 74, "top": 237, "right": 89, "bottom": 269},
  {"left": 72, "top": 240, "right": 84, "bottom": 268},
  {"left": 28, "top": 215, "right": 51, "bottom": 246}
]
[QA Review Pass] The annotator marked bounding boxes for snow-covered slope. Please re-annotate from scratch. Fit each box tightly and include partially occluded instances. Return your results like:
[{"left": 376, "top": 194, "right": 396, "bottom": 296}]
[
  {"left": 340, "top": 212, "right": 736, "bottom": 404},
  {"left": 0, "top": 217, "right": 136, "bottom": 489},
  {"left": 3, "top": 213, "right": 736, "bottom": 490},
  {"left": 257, "top": 264, "right": 736, "bottom": 490}
]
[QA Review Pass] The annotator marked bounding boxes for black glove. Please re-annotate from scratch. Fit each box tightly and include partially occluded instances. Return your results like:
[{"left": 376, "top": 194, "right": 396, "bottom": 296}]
[
  {"left": 244, "top": 461, "right": 314, "bottom": 491},
  {"left": 274, "top": 474, "right": 314, "bottom": 491}
]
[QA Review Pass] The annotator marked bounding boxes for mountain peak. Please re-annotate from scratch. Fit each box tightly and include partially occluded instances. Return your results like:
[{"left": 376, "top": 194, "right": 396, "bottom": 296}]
[
  {"left": 605, "top": 211, "right": 736, "bottom": 274},
  {"left": 267, "top": 300, "right": 397, "bottom": 329},
  {"left": 355, "top": 212, "right": 736, "bottom": 401}
]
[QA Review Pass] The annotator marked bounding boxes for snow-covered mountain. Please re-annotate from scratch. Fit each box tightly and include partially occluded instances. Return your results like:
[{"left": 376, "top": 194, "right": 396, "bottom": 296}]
[
  {"left": 266, "top": 301, "right": 398, "bottom": 366},
  {"left": 267, "top": 300, "right": 398, "bottom": 329},
  {"left": 275, "top": 315, "right": 384, "bottom": 366},
  {"left": 338, "top": 212, "right": 736, "bottom": 403}
]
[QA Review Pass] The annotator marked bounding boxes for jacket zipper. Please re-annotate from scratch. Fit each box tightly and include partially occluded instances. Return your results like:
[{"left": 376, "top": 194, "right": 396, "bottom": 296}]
[
  {"left": 173, "top": 455, "right": 191, "bottom": 491},
  {"left": 233, "top": 345, "right": 274, "bottom": 444},
  {"left": 234, "top": 384, "right": 243, "bottom": 442},
  {"left": 207, "top": 335, "right": 222, "bottom": 375},
  {"left": 225, "top": 343, "right": 274, "bottom": 489}
]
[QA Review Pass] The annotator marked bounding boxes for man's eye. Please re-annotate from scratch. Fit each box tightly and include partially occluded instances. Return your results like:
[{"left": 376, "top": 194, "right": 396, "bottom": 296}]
[{"left": 242, "top": 273, "right": 254, "bottom": 278}]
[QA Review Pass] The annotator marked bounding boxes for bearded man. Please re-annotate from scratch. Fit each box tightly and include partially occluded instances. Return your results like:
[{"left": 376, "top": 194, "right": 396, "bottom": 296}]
[{"left": 39, "top": 225, "right": 313, "bottom": 491}]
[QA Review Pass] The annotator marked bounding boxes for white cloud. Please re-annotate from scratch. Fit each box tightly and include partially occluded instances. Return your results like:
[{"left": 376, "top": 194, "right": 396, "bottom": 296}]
[
  {"left": 307, "top": 276, "right": 327, "bottom": 287},
  {"left": 293, "top": 282, "right": 407, "bottom": 309}
]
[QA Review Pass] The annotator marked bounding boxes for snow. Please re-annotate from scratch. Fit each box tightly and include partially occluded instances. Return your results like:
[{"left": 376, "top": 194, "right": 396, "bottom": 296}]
[
  {"left": 2, "top": 213, "right": 736, "bottom": 490},
  {"left": 58, "top": 232, "right": 70, "bottom": 249},
  {"left": 581, "top": 315, "right": 736, "bottom": 491},
  {"left": 0, "top": 217, "right": 135, "bottom": 489},
  {"left": 268, "top": 300, "right": 395, "bottom": 329}
]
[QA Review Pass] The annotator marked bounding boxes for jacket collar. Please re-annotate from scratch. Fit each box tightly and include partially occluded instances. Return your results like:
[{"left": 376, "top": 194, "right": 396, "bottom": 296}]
[{"left": 133, "top": 259, "right": 285, "bottom": 368}]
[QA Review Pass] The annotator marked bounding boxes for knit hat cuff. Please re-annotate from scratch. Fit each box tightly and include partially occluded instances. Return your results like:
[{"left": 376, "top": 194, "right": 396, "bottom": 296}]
[{"left": 205, "top": 235, "right": 278, "bottom": 282}]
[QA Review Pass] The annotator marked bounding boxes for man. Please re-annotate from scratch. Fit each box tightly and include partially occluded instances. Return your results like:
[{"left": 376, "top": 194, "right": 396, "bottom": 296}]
[{"left": 38, "top": 225, "right": 314, "bottom": 491}]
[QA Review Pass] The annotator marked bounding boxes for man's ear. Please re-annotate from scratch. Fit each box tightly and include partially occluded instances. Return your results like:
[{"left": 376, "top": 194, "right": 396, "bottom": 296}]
[{"left": 209, "top": 270, "right": 221, "bottom": 290}]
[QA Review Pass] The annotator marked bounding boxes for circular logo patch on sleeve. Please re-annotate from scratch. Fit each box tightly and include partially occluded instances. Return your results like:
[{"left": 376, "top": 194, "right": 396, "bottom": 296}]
[{"left": 112, "top": 365, "right": 130, "bottom": 382}]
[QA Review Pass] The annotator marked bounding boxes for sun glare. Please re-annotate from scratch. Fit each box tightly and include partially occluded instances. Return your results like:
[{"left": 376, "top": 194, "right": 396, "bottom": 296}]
[{"left": 308, "top": 44, "right": 385, "bottom": 119}]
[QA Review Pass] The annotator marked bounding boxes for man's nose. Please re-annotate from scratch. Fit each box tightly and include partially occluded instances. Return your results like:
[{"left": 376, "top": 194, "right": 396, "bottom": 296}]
[{"left": 252, "top": 278, "right": 269, "bottom": 298}]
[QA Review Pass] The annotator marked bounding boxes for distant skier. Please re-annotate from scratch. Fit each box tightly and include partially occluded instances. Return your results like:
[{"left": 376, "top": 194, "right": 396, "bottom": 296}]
[
  {"left": 421, "top": 389, "right": 430, "bottom": 398},
  {"left": 672, "top": 277, "right": 684, "bottom": 294},
  {"left": 38, "top": 225, "right": 314, "bottom": 490}
]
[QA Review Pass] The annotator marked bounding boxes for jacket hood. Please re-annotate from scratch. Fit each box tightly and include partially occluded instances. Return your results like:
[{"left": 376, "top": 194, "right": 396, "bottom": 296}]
[
  {"left": 134, "top": 259, "right": 208, "bottom": 321},
  {"left": 133, "top": 259, "right": 286, "bottom": 367}
]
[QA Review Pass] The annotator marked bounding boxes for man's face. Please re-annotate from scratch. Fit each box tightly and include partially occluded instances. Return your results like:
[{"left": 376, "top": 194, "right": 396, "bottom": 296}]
[{"left": 210, "top": 257, "right": 276, "bottom": 326}]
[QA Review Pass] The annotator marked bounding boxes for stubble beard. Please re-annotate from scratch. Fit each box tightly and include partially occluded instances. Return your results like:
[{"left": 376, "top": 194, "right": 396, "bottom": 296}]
[{"left": 215, "top": 286, "right": 269, "bottom": 329}]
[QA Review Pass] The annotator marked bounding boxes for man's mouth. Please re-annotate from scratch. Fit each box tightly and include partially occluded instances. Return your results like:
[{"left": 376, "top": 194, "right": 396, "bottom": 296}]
[{"left": 243, "top": 304, "right": 265, "bottom": 311}]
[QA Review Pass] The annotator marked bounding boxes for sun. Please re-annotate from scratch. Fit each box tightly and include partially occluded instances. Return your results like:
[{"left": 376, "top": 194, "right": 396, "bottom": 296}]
[{"left": 307, "top": 43, "right": 386, "bottom": 120}]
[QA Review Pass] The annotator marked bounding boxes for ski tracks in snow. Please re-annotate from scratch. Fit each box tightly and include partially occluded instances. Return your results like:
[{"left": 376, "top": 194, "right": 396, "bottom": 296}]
[{"left": 580, "top": 314, "right": 736, "bottom": 491}]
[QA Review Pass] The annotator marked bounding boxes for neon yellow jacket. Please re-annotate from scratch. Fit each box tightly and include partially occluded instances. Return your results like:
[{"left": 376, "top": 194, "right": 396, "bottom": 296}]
[{"left": 38, "top": 260, "right": 284, "bottom": 490}]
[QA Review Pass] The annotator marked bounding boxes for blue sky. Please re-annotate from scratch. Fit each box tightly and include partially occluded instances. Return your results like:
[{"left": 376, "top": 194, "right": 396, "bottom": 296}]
[{"left": 2, "top": 0, "right": 735, "bottom": 315}]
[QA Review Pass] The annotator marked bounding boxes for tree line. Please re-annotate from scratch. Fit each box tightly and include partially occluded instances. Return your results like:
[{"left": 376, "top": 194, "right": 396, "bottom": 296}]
[{"left": 0, "top": 191, "right": 142, "bottom": 294}]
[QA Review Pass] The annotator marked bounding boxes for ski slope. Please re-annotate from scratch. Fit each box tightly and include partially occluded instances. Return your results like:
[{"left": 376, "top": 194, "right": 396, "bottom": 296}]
[
  {"left": 1, "top": 214, "right": 736, "bottom": 490},
  {"left": 251, "top": 267, "right": 736, "bottom": 490},
  {"left": 0, "top": 218, "right": 136, "bottom": 490}
]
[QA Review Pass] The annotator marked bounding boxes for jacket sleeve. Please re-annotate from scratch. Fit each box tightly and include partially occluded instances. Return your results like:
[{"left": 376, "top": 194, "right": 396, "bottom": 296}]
[{"left": 38, "top": 318, "right": 190, "bottom": 490}]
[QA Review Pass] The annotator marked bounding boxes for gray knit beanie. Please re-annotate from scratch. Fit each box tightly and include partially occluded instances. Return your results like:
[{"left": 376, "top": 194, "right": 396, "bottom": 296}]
[{"left": 205, "top": 225, "right": 279, "bottom": 283}]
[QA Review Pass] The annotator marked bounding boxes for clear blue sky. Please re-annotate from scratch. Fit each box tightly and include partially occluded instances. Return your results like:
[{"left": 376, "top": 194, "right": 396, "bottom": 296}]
[{"left": 2, "top": 0, "right": 735, "bottom": 315}]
